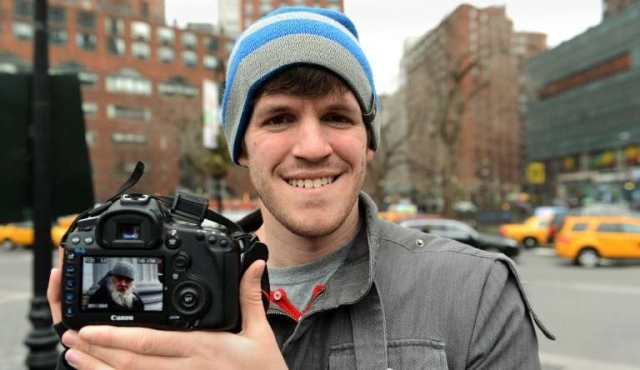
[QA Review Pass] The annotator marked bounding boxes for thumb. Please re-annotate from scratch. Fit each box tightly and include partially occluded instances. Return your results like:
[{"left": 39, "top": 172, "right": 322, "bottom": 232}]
[{"left": 239, "top": 259, "right": 268, "bottom": 335}]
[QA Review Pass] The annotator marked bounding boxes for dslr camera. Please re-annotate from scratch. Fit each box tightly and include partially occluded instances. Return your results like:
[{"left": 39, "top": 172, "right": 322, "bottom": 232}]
[{"left": 60, "top": 190, "right": 263, "bottom": 331}]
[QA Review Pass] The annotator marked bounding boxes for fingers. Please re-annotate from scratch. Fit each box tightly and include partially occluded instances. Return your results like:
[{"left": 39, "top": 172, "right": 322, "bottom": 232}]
[
  {"left": 47, "top": 267, "right": 62, "bottom": 324},
  {"left": 63, "top": 328, "right": 192, "bottom": 370},
  {"left": 239, "top": 260, "right": 268, "bottom": 335},
  {"left": 65, "top": 348, "right": 114, "bottom": 370},
  {"left": 65, "top": 346, "right": 185, "bottom": 370},
  {"left": 71, "top": 326, "right": 192, "bottom": 357}
]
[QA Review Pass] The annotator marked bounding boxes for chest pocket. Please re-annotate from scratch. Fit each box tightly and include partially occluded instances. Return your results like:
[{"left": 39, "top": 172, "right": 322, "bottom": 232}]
[{"left": 328, "top": 339, "right": 448, "bottom": 370}]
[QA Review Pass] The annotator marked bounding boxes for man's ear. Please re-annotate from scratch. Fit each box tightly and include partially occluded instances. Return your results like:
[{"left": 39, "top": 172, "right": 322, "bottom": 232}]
[
  {"left": 366, "top": 148, "right": 374, "bottom": 162},
  {"left": 238, "top": 148, "right": 249, "bottom": 167}
]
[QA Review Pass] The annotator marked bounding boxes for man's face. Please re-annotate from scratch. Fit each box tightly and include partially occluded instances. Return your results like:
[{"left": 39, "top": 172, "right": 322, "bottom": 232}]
[
  {"left": 111, "top": 275, "right": 133, "bottom": 293},
  {"left": 239, "top": 87, "right": 373, "bottom": 238}
]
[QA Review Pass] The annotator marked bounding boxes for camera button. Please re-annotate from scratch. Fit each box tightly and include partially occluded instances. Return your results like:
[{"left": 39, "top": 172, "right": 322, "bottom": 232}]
[
  {"left": 64, "top": 307, "right": 75, "bottom": 317},
  {"left": 71, "top": 235, "right": 81, "bottom": 244},
  {"left": 173, "top": 254, "right": 190, "bottom": 270},
  {"left": 66, "top": 252, "right": 76, "bottom": 261},
  {"left": 65, "top": 280, "right": 75, "bottom": 289},
  {"left": 220, "top": 239, "right": 229, "bottom": 247},
  {"left": 195, "top": 231, "right": 205, "bottom": 241},
  {"left": 65, "top": 265, "right": 76, "bottom": 275},
  {"left": 166, "top": 236, "right": 180, "bottom": 249},
  {"left": 181, "top": 292, "right": 198, "bottom": 308},
  {"left": 84, "top": 236, "right": 94, "bottom": 245},
  {"left": 207, "top": 235, "right": 217, "bottom": 244},
  {"left": 65, "top": 293, "right": 74, "bottom": 303},
  {"left": 171, "top": 273, "right": 180, "bottom": 281}
]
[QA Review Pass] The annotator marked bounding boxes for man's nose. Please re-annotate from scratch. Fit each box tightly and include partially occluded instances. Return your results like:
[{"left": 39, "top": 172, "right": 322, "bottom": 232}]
[{"left": 291, "top": 118, "right": 332, "bottom": 161}]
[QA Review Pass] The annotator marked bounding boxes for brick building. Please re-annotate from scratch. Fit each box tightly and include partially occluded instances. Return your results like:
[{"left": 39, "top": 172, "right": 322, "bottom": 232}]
[
  {"left": 236, "top": 0, "right": 343, "bottom": 30},
  {"left": 0, "top": 0, "right": 232, "bottom": 201},
  {"left": 400, "top": 4, "right": 540, "bottom": 210}
]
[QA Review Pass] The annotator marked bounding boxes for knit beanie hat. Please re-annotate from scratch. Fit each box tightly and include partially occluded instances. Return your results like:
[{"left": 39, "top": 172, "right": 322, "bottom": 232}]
[
  {"left": 110, "top": 260, "right": 136, "bottom": 280},
  {"left": 221, "top": 6, "right": 380, "bottom": 164}
]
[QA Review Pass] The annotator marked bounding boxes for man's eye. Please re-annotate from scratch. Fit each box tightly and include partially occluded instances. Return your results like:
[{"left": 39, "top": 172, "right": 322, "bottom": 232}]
[
  {"left": 263, "top": 115, "right": 293, "bottom": 126},
  {"left": 324, "top": 114, "right": 353, "bottom": 125}
]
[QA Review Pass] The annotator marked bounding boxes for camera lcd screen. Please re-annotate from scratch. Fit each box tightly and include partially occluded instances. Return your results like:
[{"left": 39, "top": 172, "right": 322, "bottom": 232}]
[
  {"left": 81, "top": 257, "right": 164, "bottom": 312},
  {"left": 117, "top": 223, "right": 141, "bottom": 240}
]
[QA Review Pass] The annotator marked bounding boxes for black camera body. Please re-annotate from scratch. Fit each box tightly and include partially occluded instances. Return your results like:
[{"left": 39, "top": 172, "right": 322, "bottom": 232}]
[{"left": 61, "top": 193, "right": 243, "bottom": 331}]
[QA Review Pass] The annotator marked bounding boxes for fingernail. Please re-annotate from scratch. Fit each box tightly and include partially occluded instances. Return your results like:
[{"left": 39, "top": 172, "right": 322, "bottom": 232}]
[
  {"left": 65, "top": 349, "right": 80, "bottom": 367},
  {"left": 63, "top": 331, "right": 78, "bottom": 347}
]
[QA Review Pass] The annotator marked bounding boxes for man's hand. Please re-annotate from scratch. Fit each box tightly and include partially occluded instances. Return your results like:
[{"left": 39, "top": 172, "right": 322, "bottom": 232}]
[{"left": 48, "top": 258, "right": 287, "bottom": 370}]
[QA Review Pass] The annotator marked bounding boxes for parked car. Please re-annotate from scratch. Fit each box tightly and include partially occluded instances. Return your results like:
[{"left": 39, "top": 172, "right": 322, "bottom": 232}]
[
  {"left": 555, "top": 215, "right": 640, "bottom": 268},
  {"left": 499, "top": 216, "right": 550, "bottom": 249},
  {"left": 398, "top": 218, "right": 520, "bottom": 258},
  {"left": 0, "top": 217, "right": 71, "bottom": 249}
]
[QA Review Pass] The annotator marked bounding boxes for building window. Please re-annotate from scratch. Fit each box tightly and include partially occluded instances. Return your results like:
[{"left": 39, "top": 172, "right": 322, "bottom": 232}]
[
  {"left": 12, "top": 22, "right": 33, "bottom": 40},
  {"left": 78, "top": 72, "right": 99, "bottom": 86},
  {"left": 157, "top": 27, "right": 175, "bottom": 45},
  {"left": 182, "top": 50, "right": 197, "bottom": 67},
  {"left": 50, "top": 61, "right": 99, "bottom": 86},
  {"left": 327, "top": 0, "right": 341, "bottom": 11},
  {"left": 226, "top": 40, "right": 235, "bottom": 54},
  {"left": 132, "top": 21, "right": 151, "bottom": 41},
  {"left": 293, "top": 0, "right": 306, "bottom": 5},
  {"left": 159, "top": 76, "right": 198, "bottom": 97},
  {"left": 49, "top": 29, "right": 68, "bottom": 45},
  {"left": 106, "top": 69, "right": 152, "bottom": 95},
  {"left": 205, "top": 36, "right": 218, "bottom": 52},
  {"left": 158, "top": 47, "right": 175, "bottom": 63},
  {"left": 259, "top": 0, "right": 272, "bottom": 14},
  {"left": 49, "top": 6, "right": 66, "bottom": 23},
  {"left": 85, "top": 131, "right": 97, "bottom": 147},
  {"left": 77, "top": 11, "right": 96, "bottom": 29},
  {"left": 13, "top": 0, "right": 32, "bottom": 17},
  {"left": 111, "top": 132, "right": 148, "bottom": 144},
  {"left": 82, "top": 102, "right": 98, "bottom": 118},
  {"left": 76, "top": 32, "right": 97, "bottom": 51},
  {"left": 182, "top": 32, "right": 197, "bottom": 50},
  {"left": 204, "top": 55, "right": 219, "bottom": 71},
  {"left": 0, "top": 63, "right": 19, "bottom": 73},
  {"left": 105, "top": 17, "right": 124, "bottom": 35},
  {"left": 107, "top": 37, "right": 126, "bottom": 56},
  {"left": 132, "top": 42, "right": 151, "bottom": 60},
  {"left": 107, "top": 105, "right": 151, "bottom": 121}
]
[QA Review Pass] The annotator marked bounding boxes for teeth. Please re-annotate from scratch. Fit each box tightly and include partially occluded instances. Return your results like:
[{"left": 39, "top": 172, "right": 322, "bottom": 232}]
[{"left": 288, "top": 177, "right": 334, "bottom": 188}]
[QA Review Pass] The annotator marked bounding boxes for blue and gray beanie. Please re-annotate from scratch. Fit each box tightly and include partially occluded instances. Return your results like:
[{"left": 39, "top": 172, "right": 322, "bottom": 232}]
[{"left": 221, "top": 6, "right": 380, "bottom": 164}]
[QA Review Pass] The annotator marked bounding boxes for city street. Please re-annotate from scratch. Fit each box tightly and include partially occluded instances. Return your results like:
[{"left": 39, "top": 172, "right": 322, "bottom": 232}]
[{"left": 0, "top": 247, "right": 639, "bottom": 369}]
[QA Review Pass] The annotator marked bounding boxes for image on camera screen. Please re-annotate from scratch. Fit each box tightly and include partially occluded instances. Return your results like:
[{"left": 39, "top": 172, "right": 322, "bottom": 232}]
[{"left": 81, "top": 257, "right": 164, "bottom": 312}]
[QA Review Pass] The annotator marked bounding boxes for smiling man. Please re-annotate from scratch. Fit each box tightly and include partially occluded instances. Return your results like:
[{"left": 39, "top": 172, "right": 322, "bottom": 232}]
[{"left": 49, "top": 6, "right": 553, "bottom": 370}]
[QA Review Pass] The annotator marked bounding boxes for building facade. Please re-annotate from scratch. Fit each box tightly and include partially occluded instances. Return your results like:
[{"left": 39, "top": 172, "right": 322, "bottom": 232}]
[
  {"left": 527, "top": 2, "right": 640, "bottom": 208},
  {"left": 238, "top": 0, "right": 343, "bottom": 30},
  {"left": 400, "top": 4, "right": 536, "bottom": 211},
  {"left": 0, "top": 0, "right": 233, "bottom": 201},
  {"left": 603, "top": 0, "right": 639, "bottom": 19}
]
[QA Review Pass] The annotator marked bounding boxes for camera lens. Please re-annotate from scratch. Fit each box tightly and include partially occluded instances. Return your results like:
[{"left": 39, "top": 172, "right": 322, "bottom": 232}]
[{"left": 117, "top": 223, "right": 141, "bottom": 240}]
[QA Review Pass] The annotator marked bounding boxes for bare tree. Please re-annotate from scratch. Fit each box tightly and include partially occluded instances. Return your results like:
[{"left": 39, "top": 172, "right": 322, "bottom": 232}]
[{"left": 403, "top": 9, "right": 512, "bottom": 216}]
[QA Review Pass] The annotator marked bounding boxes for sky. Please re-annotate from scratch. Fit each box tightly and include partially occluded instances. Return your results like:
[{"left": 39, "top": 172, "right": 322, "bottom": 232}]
[{"left": 164, "top": 0, "right": 603, "bottom": 94}]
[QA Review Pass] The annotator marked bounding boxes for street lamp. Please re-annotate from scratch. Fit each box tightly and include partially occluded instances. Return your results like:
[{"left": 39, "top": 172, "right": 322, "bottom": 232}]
[{"left": 24, "top": 0, "right": 59, "bottom": 368}]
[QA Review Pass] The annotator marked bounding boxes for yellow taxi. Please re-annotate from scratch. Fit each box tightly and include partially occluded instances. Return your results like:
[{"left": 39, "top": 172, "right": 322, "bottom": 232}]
[
  {"left": 555, "top": 215, "right": 640, "bottom": 268},
  {"left": 499, "top": 215, "right": 550, "bottom": 248},
  {"left": 0, "top": 216, "right": 75, "bottom": 249}
]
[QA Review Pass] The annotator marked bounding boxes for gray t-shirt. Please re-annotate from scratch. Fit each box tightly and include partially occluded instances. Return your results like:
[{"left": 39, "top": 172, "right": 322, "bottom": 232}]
[{"left": 269, "top": 234, "right": 355, "bottom": 313}]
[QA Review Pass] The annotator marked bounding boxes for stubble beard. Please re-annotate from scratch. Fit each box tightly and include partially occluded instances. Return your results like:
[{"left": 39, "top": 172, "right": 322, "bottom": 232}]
[{"left": 250, "top": 155, "right": 367, "bottom": 238}]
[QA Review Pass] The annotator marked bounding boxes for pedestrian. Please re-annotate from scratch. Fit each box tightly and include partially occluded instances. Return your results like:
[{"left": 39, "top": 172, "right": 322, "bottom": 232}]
[{"left": 48, "top": 6, "right": 554, "bottom": 369}]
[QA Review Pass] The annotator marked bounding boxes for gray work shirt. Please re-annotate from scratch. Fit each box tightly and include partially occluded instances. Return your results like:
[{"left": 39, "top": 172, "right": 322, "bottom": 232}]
[{"left": 241, "top": 192, "right": 554, "bottom": 370}]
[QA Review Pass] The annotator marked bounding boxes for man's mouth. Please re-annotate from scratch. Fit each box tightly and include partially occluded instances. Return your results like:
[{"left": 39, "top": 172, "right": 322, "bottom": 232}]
[{"left": 286, "top": 176, "right": 336, "bottom": 188}]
